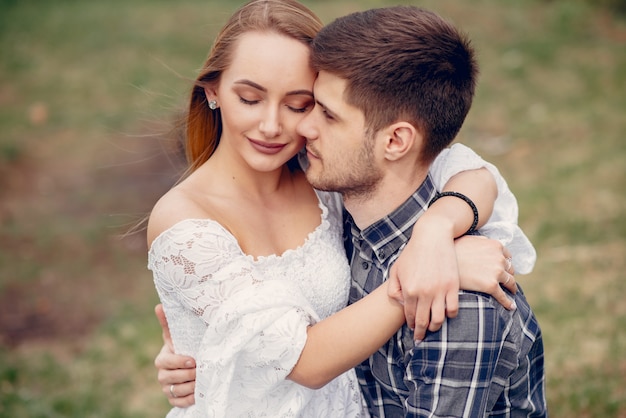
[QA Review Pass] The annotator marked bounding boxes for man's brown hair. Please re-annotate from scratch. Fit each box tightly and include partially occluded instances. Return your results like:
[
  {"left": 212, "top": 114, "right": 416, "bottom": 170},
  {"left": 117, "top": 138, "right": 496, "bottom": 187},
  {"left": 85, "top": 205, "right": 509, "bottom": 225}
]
[{"left": 311, "top": 6, "right": 478, "bottom": 164}]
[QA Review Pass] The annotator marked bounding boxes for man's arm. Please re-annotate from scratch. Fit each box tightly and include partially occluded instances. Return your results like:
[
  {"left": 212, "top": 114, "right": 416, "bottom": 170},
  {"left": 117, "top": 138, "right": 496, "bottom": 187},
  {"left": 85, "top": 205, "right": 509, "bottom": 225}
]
[{"left": 154, "top": 305, "right": 196, "bottom": 407}]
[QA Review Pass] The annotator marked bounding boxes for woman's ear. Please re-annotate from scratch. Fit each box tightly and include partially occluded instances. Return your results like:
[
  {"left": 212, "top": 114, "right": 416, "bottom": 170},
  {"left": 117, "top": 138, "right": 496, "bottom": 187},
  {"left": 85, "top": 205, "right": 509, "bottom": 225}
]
[
  {"left": 204, "top": 86, "right": 220, "bottom": 110},
  {"left": 204, "top": 86, "right": 218, "bottom": 103},
  {"left": 383, "top": 122, "right": 421, "bottom": 161}
]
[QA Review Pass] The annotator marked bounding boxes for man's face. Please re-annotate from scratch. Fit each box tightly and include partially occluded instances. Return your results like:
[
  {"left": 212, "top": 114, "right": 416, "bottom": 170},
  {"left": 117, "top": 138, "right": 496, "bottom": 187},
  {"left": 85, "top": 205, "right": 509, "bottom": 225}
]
[{"left": 297, "top": 71, "right": 383, "bottom": 198}]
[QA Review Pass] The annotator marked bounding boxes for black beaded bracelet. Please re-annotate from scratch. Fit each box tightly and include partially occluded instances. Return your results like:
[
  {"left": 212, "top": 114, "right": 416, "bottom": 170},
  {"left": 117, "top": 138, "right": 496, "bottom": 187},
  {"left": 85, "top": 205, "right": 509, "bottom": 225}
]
[{"left": 428, "top": 191, "right": 479, "bottom": 235}]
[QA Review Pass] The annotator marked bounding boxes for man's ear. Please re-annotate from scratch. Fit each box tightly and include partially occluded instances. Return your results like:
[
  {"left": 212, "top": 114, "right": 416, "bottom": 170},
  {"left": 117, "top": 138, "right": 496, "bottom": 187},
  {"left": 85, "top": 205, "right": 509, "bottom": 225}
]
[{"left": 383, "top": 122, "right": 421, "bottom": 161}]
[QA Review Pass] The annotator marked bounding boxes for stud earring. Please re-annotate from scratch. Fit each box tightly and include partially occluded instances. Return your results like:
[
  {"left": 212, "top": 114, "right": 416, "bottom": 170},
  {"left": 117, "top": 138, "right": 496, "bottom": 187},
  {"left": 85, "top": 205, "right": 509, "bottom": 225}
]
[{"left": 208, "top": 100, "right": 218, "bottom": 110}]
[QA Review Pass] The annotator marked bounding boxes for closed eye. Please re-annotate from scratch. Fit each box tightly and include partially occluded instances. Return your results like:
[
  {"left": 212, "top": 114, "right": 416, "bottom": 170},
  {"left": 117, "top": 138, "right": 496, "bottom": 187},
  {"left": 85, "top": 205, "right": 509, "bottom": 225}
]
[
  {"left": 239, "top": 97, "right": 259, "bottom": 105},
  {"left": 313, "top": 101, "right": 336, "bottom": 122},
  {"left": 321, "top": 108, "right": 334, "bottom": 120},
  {"left": 288, "top": 104, "right": 312, "bottom": 114}
]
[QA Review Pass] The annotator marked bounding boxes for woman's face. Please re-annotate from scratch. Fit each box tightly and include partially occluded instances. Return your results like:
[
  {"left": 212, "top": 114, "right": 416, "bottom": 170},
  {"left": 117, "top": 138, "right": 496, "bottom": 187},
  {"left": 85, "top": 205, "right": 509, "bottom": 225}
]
[{"left": 208, "top": 31, "right": 316, "bottom": 172}]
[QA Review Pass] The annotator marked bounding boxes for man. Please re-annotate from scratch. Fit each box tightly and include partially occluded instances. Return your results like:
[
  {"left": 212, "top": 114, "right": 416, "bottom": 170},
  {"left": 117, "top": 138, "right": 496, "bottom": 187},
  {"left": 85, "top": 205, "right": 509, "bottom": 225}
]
[
  {"left": 155, "top": 6, "right": 546, "bottom": 416},
  {"left": 297, "top": 7, "right": 546, "bottom": 416}
]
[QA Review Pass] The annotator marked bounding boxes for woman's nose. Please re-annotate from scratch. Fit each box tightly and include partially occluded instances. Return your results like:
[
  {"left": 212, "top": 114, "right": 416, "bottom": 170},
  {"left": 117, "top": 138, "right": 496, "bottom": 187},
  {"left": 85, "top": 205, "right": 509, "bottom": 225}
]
[{"left": 259, "top": 108, "right": 282, "bottom": 138}]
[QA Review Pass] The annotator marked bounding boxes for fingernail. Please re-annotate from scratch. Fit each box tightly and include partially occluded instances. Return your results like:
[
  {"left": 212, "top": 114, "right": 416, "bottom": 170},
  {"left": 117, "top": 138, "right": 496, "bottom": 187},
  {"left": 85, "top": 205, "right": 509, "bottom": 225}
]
[
  {"left": 510, "top": 300, "right": 517, "bottom": 310},
  {"left": 185, "top": 360, "right": 194, "bottom": 367},
  {"left": 414, "top": 339, "right": 422, "bottom": 345}
]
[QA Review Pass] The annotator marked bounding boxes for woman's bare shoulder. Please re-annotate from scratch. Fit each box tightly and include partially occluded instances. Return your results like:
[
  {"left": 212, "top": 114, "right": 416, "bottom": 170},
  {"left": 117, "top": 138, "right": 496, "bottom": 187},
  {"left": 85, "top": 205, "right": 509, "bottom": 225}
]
[{"left": 147, "top": 185, "right": 213, "bottom": 247}]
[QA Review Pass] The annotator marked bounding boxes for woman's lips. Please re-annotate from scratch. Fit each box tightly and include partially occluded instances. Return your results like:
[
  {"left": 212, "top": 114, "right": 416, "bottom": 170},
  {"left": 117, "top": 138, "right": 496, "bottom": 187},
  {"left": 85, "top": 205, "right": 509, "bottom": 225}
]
[{"left": 248, "top": 138, "right": 286, "bottom": 155}]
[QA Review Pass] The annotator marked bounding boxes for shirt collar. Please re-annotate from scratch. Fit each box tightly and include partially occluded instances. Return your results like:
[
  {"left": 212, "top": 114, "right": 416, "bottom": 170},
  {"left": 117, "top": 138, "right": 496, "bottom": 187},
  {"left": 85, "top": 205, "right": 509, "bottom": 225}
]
[{"left": 349, "top": 175, "right": 436, "bottom": 264}]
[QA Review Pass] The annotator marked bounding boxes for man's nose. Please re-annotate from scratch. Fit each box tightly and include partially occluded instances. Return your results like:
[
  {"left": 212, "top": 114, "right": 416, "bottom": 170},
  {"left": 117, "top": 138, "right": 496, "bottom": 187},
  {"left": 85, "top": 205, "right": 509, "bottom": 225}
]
[{"left": 296, "top": 112, "right": 316, "bottom": 141}]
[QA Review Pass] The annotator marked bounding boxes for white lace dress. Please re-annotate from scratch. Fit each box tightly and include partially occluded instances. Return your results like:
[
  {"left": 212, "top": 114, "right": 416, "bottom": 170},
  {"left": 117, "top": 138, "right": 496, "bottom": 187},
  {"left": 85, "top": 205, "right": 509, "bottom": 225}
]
[
  {"left": 148, "top": 143, "right": 536, "bottom": 417},
  {"left": 149, "top": 191, "right": 369, "bottom": 417}
]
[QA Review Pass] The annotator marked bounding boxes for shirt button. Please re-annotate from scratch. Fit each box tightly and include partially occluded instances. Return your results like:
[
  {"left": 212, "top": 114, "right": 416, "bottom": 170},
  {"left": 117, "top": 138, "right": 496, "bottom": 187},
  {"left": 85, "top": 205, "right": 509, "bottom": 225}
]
[
  {"left": 361, "top": 262, "right": 369, "bottom": 270},
  {"left": 377, "top": 249, "right": 385, "bottom": 258}
]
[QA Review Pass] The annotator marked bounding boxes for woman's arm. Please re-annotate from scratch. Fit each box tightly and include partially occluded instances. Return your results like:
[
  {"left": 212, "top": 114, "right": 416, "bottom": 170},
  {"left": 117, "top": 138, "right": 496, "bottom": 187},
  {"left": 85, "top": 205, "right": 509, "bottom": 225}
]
[
  {"left": 152, "top": 290, "right": 397, "bottom": 403},
  {"left": 287, "top": 231, "right": 514, "bottom": 389},
  {"left": 427, "top": 168, "right": 497, "bottom": 236},
  {"left": 152, "top": 232, "right": 515, "bottom": 394},
  {"left": 287, "top": 282, "right": 404, "bottom": 388},
  {"left": 152, "top": 287, "right": 401, "bottom": 397}
]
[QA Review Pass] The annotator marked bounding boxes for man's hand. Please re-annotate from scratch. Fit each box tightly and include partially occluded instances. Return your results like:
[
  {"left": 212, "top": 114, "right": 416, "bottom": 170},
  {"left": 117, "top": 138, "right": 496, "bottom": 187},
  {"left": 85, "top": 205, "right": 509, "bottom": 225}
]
[{"left": 154, "top": 304, "right": 197, "bottom": 408}]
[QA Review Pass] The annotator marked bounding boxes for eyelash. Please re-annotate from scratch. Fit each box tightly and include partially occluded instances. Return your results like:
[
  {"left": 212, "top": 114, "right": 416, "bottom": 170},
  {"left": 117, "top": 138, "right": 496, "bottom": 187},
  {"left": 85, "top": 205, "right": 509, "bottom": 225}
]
[
  {"left": 239, "top": 97, "right": 310, "bottom": 114},
  {"left": 289, "top": 105, "right": 310, "bottom": 114},
  {"left": 239, "top": 97, "right": 258, "bottom": 106}
]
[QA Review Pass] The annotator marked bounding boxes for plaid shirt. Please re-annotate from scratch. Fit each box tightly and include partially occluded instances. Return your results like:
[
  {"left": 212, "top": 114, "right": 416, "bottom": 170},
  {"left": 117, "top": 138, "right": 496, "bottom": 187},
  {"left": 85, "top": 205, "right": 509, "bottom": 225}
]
[{"left": 344, "top": 175, "right": 547, "bottom": 417}]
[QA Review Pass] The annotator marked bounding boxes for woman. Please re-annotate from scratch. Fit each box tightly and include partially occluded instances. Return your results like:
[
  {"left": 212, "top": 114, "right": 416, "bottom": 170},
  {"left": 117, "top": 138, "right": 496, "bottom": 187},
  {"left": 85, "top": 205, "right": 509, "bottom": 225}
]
[{"left": 148, "top": 0, "right": 531, "bottom": 416}]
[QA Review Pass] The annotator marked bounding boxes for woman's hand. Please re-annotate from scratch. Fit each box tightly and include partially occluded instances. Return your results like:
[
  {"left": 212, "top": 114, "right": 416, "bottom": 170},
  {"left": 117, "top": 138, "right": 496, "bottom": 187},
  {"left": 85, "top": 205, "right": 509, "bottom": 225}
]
[
  {"left": 154, "top": 305, "right": 197, "bottom": 408},
  {"left": 454, "top": 235, "right": 518, "bottom": 308},
  {"left": 387, "top": 216, "right": 460, "bottom": 342}
]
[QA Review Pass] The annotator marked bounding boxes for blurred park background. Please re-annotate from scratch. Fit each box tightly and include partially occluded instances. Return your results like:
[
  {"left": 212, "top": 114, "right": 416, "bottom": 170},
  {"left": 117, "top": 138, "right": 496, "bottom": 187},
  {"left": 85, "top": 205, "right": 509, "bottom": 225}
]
[{"left": 0, "top": 0, "right": 624, "bottom": 416}]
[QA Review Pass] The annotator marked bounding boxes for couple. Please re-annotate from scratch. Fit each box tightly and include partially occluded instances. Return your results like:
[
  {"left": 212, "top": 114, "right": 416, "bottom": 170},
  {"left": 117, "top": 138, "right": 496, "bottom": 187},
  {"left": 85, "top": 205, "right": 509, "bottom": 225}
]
[{"left": 147, "top": 0, "right": 546, "bottom": 416}]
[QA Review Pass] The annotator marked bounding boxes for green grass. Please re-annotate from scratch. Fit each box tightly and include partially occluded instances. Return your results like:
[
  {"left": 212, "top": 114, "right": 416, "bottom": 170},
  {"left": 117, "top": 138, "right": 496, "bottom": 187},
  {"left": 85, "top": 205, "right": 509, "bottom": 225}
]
[{"left": 1, "top": 0, "right": 625, "bottom": 416}]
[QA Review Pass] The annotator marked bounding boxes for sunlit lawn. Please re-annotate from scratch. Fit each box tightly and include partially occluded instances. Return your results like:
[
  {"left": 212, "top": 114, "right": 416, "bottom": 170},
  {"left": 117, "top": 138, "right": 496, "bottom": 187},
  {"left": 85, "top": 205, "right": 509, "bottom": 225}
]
[{"left": 1, "top": 0, "right": 624, "bottom": 416}]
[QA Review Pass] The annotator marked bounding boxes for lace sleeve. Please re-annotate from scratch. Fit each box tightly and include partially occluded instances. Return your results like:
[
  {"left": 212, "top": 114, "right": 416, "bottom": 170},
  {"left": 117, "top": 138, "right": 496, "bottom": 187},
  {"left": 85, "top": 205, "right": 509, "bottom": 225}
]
[
  {"left": 429, "top": 143, "right": 537, "bottom": 274},
  {"left": 149, "top": 220, "right": 319, "bottom": 414}
]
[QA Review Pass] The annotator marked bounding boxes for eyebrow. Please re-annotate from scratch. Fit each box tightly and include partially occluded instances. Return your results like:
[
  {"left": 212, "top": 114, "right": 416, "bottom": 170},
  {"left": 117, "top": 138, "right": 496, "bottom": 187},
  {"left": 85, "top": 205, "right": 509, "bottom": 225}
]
[{"left": 234, "top": 79, "right": 313, "bottom": 97}]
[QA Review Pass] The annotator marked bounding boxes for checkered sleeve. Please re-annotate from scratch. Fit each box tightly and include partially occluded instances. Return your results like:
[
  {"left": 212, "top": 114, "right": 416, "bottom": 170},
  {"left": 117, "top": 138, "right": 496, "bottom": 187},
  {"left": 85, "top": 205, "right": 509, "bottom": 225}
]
[{"left": 404, "top": 291, "right": 516, "bottom": 417}]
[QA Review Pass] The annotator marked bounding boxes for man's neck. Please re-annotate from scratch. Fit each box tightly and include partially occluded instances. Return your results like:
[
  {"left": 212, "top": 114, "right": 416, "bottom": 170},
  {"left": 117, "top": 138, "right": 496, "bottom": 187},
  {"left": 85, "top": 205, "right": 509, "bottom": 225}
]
[{"left": 343, "top": 165, "right": 430, "bottom": 230}]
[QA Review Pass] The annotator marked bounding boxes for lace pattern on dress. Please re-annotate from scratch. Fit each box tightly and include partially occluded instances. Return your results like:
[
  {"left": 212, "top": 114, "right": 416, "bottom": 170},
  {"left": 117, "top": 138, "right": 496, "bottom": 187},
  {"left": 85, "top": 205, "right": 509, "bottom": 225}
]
[{"left": 149, "top": 190, "right": 369, "bottom": 417}]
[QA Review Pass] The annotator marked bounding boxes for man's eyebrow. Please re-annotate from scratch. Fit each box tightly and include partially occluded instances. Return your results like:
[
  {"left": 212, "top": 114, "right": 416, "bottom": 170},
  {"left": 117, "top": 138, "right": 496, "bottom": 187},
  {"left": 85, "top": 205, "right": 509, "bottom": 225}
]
[{"left": 234, "top": 79, "right": 313, "bottom": 97}]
